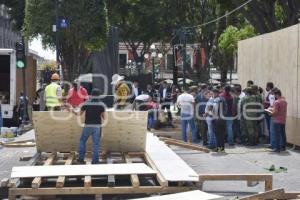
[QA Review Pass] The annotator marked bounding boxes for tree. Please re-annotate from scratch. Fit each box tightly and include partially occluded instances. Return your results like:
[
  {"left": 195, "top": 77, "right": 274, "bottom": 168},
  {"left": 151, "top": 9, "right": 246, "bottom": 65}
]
[
  {"left": 0, "top": 0, "right": 25, "bottom": 31},
  {"left": 24, "top": 0, "right": 108, "bottom": 81},
  {"left": 219, "top": 25, "right": 256, "bottom": 55},
  {"left": 227, "top": 0, "right": 300, "bottom": 34}
]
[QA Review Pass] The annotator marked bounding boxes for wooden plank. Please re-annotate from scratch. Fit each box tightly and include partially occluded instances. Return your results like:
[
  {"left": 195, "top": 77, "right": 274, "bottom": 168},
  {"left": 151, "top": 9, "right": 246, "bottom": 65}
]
[
  {"left": 146, "top": 133, "right": 199, "bottom": 182},
  {"left": 84, "top": 158, "right": 92, "bottom": 188},
  {"left": 143, "top": 153, "right": 168, "bottom": 187},
  {"left": 239, "top": 188, "right": 285, "bottom": 200},
  {"left": 9, "top": 186, "right": 196, "bottom": 196},
  {"left": 31, "top": 154, "right": 56, "bottom": 189},
  {"left": 132, "top": 190, "right": 223, "bottom": 200},
  {"left": 56, "top": 154, "right": 74, "bottom": 188},
  {"left": 198, "top": 174, "right": 273, "bottom": 191},
  {"left": 13, "top": 164, "right": 156, "bottom": 178},
  {"left": 160, "top": 138, "right": 210, "bottom": 153},
  {"left": 32, "top": 111, "right": 148, "bottom": 152},
  {"left": 106, "top": 153, "right": 115, "bottom": 187},
  {"left": 124, "top": 154, "right": 140, "bottom": 188}
]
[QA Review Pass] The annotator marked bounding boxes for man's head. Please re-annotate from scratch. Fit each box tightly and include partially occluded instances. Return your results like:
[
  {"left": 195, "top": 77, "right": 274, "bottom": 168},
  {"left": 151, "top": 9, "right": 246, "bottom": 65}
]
[
  {"left": 273, "top": 88, "right": 282, "bottom": 99},
  {"left": 266, "top": 82, "right": 274, "bottom": 92},
  {"left": 224, "top": 85, "right": 231, "bottom": 94},
  {"left": 147, "top": 84, "right": 152, "bottom": 90},
  {"left": 235, "top": 84, "right": 242, "bottom": 94},
  {"left": 247, "top": 80, "right": 254, "bottom": 87},
  {"left": 212, "top": 88, "right": 219, "bottom": 98},
  {"left": 244, "top": 87, "right": 253, "bottom": 95},
  {"left": 51, "top": 73, "right": 60, "bottom": 82},
  {"left": 91, "top": 88, "right": 100, "bottom": 98},
  {"left": 251, "top": 85, "right": 259, "bottom": 94},
  {"left": 133, "top": 80, "right": 139, "bottom": 87},
  {"left": 200, "top": 83, "right": 208, "bottom": 92},
  {"left": 162, "top": 81, "right": 167, "bottom": 88}
]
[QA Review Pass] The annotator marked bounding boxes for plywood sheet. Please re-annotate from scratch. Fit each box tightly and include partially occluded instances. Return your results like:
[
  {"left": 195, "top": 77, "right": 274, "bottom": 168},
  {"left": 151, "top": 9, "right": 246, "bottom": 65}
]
[
  {"left": 11, "top": 163, "right": 155, "bottom": 178},
  {"left": 33, "top": 111, "right": 148, "bottom": 152},
  {"left": 238, "top": 24, "right": 300, "bottom": 146},
  {"left": 133, "top": 190, "right": 222, "bottom": 200},
  {"left": 145, "top": 133, "right": 199, "bottom": 182}
]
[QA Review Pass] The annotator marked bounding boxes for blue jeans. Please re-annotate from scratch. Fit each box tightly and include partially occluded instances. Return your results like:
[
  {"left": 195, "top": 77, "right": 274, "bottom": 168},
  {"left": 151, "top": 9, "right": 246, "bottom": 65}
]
[
  {"left": 79, "top": 126, "right": 101, "bottom": 164},
  {"left": 273, "top": 122, "right": 286, "bottom": 150},
  {"left": 206, "top": 118, "right": 216, "bottom": 148},
  {"left": 180, "top": 113, "right": 197, "bottom": 143},
  {"left": 270, "top": 119, "right": 275, "bottom": 148},
  {"left": 226, "top": 120, "right": 234, "bottom": 145}
]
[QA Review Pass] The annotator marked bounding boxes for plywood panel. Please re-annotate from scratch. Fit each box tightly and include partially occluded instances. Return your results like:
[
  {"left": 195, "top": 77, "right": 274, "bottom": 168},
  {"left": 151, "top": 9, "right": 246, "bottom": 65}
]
[
  {"left": 146, "top": 133, "right": 199, "bottom": 182},
  {"left": 238, "top": 24, "right": 300, "bottom": 146},
  {"left": 33, "top": 111, "right": 148, "bottom": 152},
  {"left": 133, "top": 190, "right": 222, "bottom": 200},
  {"left": 11, "top": 163, "right": 156, "bottom": 178}
]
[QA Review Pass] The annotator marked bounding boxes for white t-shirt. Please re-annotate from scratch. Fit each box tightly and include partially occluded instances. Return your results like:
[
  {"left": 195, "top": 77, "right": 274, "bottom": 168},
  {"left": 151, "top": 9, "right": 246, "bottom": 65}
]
[{"left": 177, "top": 92, "right": 195, "bottom": 116}]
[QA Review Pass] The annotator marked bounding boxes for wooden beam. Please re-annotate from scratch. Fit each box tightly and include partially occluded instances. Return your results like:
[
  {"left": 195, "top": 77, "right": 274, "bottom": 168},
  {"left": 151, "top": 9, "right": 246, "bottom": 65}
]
[
  {"left": 143, "top": 153, "right": 168, "bottom": 187},
  {"left": 56, "top": 154, "right": 74, "bottom": 188},
  {"left": 124, "top": 154, "right": 140, "bottom": 188},
  {"left": 9, "top": 186, "right": 196, "bottom": 196},
  {"left": 239, "top": 188, "right": 285, "bottom": 200},
  {"left": 106, "top": 153, "right": 115, "bottom": 187},
  {"left": 161, "top": 139, "right": 210, "bottom": 153},
  {"left": 198, "top": 174, "right": 273, "bottom": 191},
  {"left": 84, "top": 158, "right": 92, "bottom": 188},
  {"left": 31, "top": 154, "right": 56, "bottom": 189}
]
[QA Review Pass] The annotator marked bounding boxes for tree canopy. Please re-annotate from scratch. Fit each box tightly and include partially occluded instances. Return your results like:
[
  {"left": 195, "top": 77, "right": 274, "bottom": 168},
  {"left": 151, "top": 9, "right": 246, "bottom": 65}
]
[{"left": 24, "top": 0, "right": 108, "bottom": 80}]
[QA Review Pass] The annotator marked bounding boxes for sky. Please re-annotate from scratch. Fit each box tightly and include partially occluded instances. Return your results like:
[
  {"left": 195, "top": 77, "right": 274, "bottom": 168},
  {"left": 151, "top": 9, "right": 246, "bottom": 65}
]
[{"left": 29, "top": 36, "right": 56, "bottom": 60}]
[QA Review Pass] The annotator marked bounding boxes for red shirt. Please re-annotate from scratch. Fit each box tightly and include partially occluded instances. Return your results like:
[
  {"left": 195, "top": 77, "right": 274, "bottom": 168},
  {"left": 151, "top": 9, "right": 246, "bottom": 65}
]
[
  {"left": 272, "top": 97, "right": 287, "bottom": 124},
  {"left": 67, "top": 86, "right": 89, "bottom": 107}
]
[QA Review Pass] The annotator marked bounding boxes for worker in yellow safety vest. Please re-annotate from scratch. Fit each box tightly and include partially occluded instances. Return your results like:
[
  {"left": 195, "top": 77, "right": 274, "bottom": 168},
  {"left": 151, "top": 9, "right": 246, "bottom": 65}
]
[{"left": 44, "top": 73, "right": 62, "bottom": 111}]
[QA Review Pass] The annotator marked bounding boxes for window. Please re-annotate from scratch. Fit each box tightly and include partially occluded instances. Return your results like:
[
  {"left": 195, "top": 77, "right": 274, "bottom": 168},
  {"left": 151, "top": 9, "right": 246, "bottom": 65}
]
[
  {"left": 119, "top": 54, "right": 127, "bottom": 69},
  {"left": 166, "top": 54, "right": 174, "bottom": 70}
]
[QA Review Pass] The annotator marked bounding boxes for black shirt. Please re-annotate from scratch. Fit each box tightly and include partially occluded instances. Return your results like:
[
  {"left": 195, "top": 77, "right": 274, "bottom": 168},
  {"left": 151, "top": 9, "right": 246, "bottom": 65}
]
[{"left": 81, "top": 100, "right": 105, "bottom": 125}]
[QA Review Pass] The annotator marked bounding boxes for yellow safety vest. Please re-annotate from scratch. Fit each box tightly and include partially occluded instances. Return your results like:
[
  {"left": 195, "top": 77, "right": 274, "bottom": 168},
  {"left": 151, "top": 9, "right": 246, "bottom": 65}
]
[{"left": 45, "top": 83, "right": 61, "bottom": 107}]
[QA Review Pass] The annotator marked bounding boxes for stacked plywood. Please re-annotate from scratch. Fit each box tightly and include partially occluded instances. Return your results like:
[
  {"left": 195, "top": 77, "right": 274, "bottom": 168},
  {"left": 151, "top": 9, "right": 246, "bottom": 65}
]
[
  {"left": 33, "top": 111, "right": 148, "bottom": 152},
  {"left": 238, "top": 24, "right": 300, "bottom": 146}
]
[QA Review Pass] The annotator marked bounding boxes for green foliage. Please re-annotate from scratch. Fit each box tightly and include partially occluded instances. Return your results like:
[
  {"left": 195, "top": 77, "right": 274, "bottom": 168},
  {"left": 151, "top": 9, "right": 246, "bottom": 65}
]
[
  {"left": 25, "top": 0, "right": 108, "bottom": 50},
  {"left": 219, "top": 25, "right": 256, "bottom": 55}
]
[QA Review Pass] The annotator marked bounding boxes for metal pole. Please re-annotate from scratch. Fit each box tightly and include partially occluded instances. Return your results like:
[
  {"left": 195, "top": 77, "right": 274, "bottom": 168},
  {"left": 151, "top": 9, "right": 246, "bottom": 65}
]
[
  {"left": 55, "top": 0, "right": 60, "bottom": 77},
  {"left": 22, "top": 37, "right": 27, "bottom": 124},
  {"left": 152, "top": 57, "right": 155, "bottom": 84},
  {"left": 173, "top": 44, "right": 178, "bottom": 86},
  {"left": 181, "top": 28, "right": 187, "bottom": 88}
]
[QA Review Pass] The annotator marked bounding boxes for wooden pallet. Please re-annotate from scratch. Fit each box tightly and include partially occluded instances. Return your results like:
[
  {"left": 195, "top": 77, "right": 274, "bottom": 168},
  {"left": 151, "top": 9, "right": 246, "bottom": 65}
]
[{"left": 8, "top": 152, "right": 199, "bottom": 200}]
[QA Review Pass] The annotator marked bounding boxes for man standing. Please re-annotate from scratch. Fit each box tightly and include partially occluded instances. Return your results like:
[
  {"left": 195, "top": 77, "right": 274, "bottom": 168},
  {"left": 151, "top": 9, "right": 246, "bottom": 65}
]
[
  {"left": 131, "top": 80, "right": 142, "bottom": 103},
  {"left": 195, "top": 84, "right": 209, "bottom": 145},
  {"left": 111, "top": 74, "right": 130, "bottom": 110},
  {"left": 44, "top": 73, "right": 62, "bottom": 111},
  {"left": 220, "top": 85, "right": 234, "bottom": 145},
  {"left": 67, "top": 80, "right": 89, "bottom": 108},
  {"left": 177, "top": 88, "right": 197, "bottom": 143},
  {"left": 264, "top": 82, "right": 275, "bottom": 147},
  {"left": 18, "top": 91, "right": 29, "bottom": 123},
  {"left": 268, "top": 89, "right": 287, "bottom": 152},
  {"left": 77, "top": 88, "right": 106, "bottom": 164},
  {"left": 159, "top": 81, "right": 173, "bottom": 126}
]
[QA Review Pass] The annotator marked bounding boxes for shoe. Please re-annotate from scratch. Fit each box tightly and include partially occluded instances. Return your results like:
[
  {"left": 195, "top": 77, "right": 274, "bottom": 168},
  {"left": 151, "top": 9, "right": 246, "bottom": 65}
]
[
  {"left": 203, "top": 142, "right": 208, "bottom": 146},
  {"left": 270, "top": 149, "right": 280, "bottom": 153},
  {"left": 92, "top": 161, "right": 100, "bottom": 164},
  {"left": 229, "top": 143, "right": 235, "bottom": 146},
  {"left": 220, "top": 147, "right": 225, "bottom": 153},
  {"left": 77, "top": 158, "right": 85, "bottom": 164},
  {"left": 266, "top": 145, "right": 273, "bottom": 149}
]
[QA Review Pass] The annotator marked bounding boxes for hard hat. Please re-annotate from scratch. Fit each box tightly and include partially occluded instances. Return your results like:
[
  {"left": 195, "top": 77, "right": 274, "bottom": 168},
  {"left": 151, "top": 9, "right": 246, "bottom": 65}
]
[{"left": 51, "top": 73, "right": 60, "bottom": 80}]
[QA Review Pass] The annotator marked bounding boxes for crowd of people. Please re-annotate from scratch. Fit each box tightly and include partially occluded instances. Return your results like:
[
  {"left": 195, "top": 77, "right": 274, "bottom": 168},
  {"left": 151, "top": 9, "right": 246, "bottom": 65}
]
[
  {"left": 119, "top": 77, "right": 288, "bottom": 154},
  {"left": 22, "top": 72, "right": 287, "bottom": 163}
]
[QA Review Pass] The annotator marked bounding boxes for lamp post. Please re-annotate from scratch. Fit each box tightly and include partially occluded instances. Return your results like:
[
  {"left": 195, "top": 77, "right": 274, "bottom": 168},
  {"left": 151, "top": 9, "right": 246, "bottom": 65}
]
[{"left": 145, "top": 44, "right": 163, "bottom": 84}]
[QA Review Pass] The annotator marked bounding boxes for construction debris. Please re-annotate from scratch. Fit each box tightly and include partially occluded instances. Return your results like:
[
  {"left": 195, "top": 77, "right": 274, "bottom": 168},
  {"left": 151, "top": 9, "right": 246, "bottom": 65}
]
[{"left": 159, "top": 137, "right": 210, "bottom": 153}]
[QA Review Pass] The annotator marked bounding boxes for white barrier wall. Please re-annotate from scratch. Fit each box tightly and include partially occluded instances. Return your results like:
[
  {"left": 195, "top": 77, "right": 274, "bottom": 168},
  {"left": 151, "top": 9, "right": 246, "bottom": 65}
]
[{"left": 238, "top": 24, "right": 300, "bottom": 146}]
